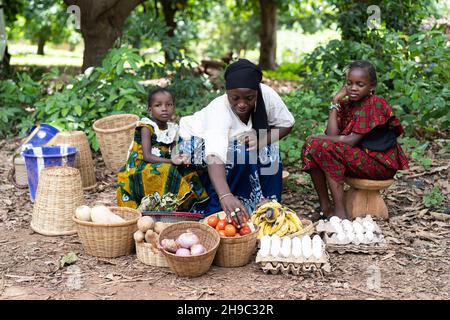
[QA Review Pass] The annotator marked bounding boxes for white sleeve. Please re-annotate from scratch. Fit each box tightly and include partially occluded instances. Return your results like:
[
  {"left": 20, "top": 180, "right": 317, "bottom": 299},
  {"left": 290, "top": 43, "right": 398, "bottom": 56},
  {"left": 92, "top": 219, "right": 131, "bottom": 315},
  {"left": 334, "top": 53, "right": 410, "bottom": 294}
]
[
  {"left": 261, "top": 84, "right": 295, "bottom": 128},
  {"left": 202, "top": 98, "right": 231, "bottom": 164}
]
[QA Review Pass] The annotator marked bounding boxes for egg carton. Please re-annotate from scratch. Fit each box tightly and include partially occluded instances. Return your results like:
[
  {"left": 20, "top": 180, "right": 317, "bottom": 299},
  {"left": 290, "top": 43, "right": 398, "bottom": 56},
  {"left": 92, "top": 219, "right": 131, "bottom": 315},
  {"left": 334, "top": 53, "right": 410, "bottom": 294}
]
[
  {"left": 255, "top": 251, "right": 331, "bottom": 275},
  {"left": 316, "top": 217, "right": 382, "bottom": 235},
  {"left": 323, "top": 234, "right": 389, "bottom": 254}
]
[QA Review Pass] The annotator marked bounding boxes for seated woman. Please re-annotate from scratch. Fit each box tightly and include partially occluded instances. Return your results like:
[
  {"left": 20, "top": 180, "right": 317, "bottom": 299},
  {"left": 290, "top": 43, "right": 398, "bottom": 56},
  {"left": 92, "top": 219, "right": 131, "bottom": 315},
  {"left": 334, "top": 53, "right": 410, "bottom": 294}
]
[
  {"left": 116, "top": 87, "right": 209, "bottom": 211},
  {"left": 301, "top": 60, "right": 409, "bottom": 220},
  {"left": 177, "top": 59, "right": 295, "bottom": 224}
]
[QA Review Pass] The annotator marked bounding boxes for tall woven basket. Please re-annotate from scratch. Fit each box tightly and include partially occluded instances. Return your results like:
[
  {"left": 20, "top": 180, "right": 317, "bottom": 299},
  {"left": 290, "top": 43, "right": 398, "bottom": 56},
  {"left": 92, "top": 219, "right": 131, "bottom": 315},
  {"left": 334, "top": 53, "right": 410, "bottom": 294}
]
[
  {"left": 93, "top": 114, "right": 139, "bottom": 172},
  {"left": 52, "top": 131, "right": 97, "bottom": 190},
  {"left": 159, "top": 222, "right": 220, "bottom": 277},
  {"left": 213, "top": 231, "right": 258, "bottom": 267},
  {"left": 73, "top": 207, "right": 141, "bottom": 258},
  {"left": 31, "top": 166, "right": 83, "bottom": 236}
]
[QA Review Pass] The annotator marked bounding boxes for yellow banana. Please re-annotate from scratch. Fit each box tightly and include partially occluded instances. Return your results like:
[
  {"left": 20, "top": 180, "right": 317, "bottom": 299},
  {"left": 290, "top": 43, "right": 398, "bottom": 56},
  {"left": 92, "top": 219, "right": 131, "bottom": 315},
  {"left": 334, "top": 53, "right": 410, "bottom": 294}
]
[
  {"left": 275, "top": 221, "right": 290, "bottom": 237},
  {"left": 264, "top": 223, "right": 272, "bottom": 236},
  {"left": 285, "top": 212, "right": 300, "bottom": 232},
  {"left": 270, "top": 208, "right": 286, "bottom": 234},
  {"left": 264, "top": 207, "right": 278, "bottom": 223},
  {"left": 286, "top": 218, "right": 297, "bottom": 234},
  {"left": 257, "top": 221, "right": 267, "bottom": 238}
]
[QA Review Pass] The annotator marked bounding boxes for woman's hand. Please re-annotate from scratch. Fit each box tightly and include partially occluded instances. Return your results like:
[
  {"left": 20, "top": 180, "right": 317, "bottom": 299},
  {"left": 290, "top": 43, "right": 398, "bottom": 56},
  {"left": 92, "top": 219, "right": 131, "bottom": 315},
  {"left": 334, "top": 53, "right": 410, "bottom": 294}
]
[
  {"left": 332, "top": 86, "right": 347, "bottom": 104},
  {"left": 171, "top": 154, "right": 190, "bottom": 166},
  {"left": 238, "top": 131, "right": 258, "bottom": 151},
  {"left": 219, "top": 195, "right": 249, "bottom": 228}
]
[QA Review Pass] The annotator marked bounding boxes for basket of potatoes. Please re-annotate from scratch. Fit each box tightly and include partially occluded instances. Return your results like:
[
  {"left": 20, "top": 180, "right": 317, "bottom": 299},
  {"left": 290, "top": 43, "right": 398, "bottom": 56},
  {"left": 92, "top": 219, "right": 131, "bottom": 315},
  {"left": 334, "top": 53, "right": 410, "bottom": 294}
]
[{"left": 134, "top": 216, "right": 172, "bottom": 267}]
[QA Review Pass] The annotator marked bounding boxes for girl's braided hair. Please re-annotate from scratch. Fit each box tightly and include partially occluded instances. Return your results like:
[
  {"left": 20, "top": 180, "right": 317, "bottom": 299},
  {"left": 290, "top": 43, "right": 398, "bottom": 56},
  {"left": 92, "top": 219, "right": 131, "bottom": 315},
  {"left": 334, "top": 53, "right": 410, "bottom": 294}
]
[
  {"left": 148, "top": 87, "right": 174, "bottom": 107},
  {"left": 345, "top": 60, "right": 377, "bottom": 84}
]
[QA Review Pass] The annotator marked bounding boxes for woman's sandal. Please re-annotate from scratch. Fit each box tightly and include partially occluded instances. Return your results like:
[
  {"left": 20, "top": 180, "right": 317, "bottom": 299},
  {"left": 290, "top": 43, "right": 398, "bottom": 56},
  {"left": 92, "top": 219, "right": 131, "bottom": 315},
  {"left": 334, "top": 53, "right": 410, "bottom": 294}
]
[{"left": 305, "top": 206, "right": 329, "bottom": 222}]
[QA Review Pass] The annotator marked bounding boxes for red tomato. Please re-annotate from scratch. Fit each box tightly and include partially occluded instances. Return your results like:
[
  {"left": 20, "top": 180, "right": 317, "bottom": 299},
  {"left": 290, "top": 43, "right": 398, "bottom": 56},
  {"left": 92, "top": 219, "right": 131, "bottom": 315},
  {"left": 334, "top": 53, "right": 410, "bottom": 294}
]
[
  {"left": 218, "top": 230, "right": 226, "bottom": 237},
  {"left": 224, "top": 224, "right": 237, "bottom": 237},
  {"left": 216, "top": 219, "right": 228, "bottom": 231},
  {"left": 207, "top": 215, "right": 219, "bottom": 228},
  {"left": 239, "top": 226, "right": 252, "bottom": 236}
]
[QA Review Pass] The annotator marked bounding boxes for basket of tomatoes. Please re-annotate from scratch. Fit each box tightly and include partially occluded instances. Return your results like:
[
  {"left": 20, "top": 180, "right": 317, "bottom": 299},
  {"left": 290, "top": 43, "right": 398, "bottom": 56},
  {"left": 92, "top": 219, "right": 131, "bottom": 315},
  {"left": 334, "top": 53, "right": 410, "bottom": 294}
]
[{"left": 204, "top": 212, "right": 258, "bottom": 268}]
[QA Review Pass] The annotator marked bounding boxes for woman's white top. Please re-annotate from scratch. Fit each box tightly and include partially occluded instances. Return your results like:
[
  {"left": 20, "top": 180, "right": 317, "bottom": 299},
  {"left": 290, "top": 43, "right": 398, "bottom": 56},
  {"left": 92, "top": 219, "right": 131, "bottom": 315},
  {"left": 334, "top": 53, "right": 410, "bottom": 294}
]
[{"left": 179, "top": 83, "right": 295, "bottom": 163}]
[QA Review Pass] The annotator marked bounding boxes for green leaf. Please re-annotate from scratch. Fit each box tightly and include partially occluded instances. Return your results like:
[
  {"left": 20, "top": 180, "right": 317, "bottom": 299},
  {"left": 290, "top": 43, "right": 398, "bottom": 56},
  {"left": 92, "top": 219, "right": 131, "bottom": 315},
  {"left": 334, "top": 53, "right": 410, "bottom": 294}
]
[
  {"left": 60, "top": 251, "right": 78, "bottom": 268},
  {"left": 75, "top": 105, "right": 82, "bottom": 116}
]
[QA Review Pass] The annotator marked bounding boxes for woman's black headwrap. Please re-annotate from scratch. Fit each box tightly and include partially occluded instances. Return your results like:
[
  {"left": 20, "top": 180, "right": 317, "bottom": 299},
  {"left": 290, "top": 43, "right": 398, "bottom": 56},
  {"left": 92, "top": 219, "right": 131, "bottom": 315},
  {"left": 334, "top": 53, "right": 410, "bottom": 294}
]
[{"left": 224, "top": 59, "right": 269, "bottom": 132}]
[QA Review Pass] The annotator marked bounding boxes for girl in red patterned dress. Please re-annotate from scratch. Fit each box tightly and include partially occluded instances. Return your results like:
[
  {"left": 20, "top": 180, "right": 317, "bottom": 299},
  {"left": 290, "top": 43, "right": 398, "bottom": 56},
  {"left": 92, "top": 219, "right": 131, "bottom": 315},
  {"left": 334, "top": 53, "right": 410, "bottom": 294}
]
[{"left": 301, "top": 60, "right": 409, "bottom": 220}]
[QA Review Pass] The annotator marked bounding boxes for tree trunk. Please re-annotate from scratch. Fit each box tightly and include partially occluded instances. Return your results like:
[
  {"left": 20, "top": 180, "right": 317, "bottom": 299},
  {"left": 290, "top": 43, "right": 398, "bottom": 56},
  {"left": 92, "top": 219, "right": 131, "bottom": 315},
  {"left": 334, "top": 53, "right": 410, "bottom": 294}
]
[
  {"left": 159, "top": 0, "right": 177, "bottom": 63},
  {"left": 63, "top": 0, "right": 141, "bottom": 71},
  {"left": 259, "top": 0, "right": 277, "bottom": 70},
  {"left": 37, "top": 38, "right": 45, "bottom": 55}
]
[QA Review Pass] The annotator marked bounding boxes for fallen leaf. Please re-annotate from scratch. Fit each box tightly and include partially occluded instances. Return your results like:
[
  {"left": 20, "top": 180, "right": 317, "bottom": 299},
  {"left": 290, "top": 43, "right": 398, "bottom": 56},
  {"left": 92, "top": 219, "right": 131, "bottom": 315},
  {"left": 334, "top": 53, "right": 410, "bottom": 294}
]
[{"left": 60, "top": 251, "right": 78, "bottom": 268}]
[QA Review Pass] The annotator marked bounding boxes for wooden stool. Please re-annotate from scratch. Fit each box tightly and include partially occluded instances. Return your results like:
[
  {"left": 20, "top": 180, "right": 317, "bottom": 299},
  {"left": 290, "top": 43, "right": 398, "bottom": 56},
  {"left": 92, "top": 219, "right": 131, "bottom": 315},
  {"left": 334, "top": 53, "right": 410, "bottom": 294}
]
[{"left": 344, "top": 177, "right": 394, "bottom": 220}]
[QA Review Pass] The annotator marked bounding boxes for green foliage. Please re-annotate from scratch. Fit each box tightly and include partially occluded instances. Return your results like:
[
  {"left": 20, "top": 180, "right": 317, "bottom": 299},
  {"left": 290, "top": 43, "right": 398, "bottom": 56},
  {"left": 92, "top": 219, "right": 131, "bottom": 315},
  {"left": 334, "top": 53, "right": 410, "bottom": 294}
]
[
  {"left": 0, "top": 73, "right": 42, "bottom": 137},
  {"left": 423, "top": 186, "right": 444, "bottom": 208},
  {"left": 331, "top": 0, "right": 438, "bottom": 42},
  {"left": 263, "top": 62, "right": 303, "bottom": 80},
  {"left": 298, "top": 29, "right": 450, "bottom": 135},
  {"left": 31, "top": 47, "right": 147, "bottom": 150},
  {"left": 20, "top": 0, "right": 79, "bottom": 52},
  {"left": 279, "top": 90, "right": 327, "bottom": 164}
]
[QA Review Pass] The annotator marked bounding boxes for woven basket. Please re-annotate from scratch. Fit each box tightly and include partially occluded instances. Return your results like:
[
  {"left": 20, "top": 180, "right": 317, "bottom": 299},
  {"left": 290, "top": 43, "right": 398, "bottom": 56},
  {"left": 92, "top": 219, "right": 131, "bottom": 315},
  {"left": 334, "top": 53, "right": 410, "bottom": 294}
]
[
  {"left": 142, "top": 211, "right": 203, "bottom": 223},
  {"left": 31, "top": 166, "right": 83, "bottom": 236},
  {"left": 73, "top": 207, "right": 141, "bottom": 258},
  {"left": 135, "top": 241, "right": 169, "bottom": 267},
  {"left": 52, "top": 131, "right": 97, "bottom": 190},
  {"left": 288, "top": 219, "right": 315, "bottom": 238},
  {"left": 8, "top": 154, "right": 28, "bottom": 188},
  {"left": 159, "top": 222, "right": 220, "bottom": 277},
  {"left": 213, "top": 230, "right": 258, "bottom": 268},
  {"left": 93, "top": 114, "right": 139, "bottom": 172}
]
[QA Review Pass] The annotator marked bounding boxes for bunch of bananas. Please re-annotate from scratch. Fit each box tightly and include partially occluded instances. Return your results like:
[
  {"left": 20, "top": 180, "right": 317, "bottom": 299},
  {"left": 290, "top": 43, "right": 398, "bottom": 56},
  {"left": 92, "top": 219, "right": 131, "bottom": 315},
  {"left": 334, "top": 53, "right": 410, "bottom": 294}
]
[{"left": 251, "top": 200, "right": 303, "bottom": 238}]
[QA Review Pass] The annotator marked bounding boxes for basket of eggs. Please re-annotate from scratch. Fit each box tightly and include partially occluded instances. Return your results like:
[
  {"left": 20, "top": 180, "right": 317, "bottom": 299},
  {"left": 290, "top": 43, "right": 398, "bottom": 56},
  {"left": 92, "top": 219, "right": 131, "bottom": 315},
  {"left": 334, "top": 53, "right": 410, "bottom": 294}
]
[{"left": 203, "top": 211, "right": 258, "bottom": 268}]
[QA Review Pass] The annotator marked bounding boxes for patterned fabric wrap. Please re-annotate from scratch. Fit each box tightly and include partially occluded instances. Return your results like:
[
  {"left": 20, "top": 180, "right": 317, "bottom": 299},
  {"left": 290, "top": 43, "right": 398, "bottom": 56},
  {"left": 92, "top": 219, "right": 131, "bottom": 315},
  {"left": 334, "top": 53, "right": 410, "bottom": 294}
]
[
  {"left": 178, "top": 137, "right": 283, "bottom": 215},
  {"left": 116, "top": 122, "right": 208, "bottom": 211},
  {"left": 302, "top": 95, "right": 409, "bottom": 182}
]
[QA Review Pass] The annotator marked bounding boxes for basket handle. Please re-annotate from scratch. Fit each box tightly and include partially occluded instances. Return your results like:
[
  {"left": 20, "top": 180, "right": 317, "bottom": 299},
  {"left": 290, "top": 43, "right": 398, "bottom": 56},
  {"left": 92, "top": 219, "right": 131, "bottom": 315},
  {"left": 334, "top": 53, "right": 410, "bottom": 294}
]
[{"left": 8, "top": 153, "right": 28, "bottom": 189}]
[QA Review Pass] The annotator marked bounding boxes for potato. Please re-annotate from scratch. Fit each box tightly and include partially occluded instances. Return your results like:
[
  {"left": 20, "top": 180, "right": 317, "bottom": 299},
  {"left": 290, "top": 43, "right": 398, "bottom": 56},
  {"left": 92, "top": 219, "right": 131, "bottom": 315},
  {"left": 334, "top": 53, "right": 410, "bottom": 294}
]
[
  {"left": 137, "top": 216, "right": 155, "bottom": 233},
  {"left": 154, "top": 222, "right": 170, "bottom": 234},
  {"left": 134, "top": 230, "right": 145, "bottom": 243}
]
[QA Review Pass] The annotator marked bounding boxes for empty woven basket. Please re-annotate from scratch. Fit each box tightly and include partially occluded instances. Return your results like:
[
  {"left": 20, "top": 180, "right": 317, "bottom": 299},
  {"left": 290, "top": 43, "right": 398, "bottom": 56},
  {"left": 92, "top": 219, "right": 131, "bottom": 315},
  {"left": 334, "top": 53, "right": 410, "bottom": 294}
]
[
  {"left": 52, "top": 131, "right": 97, "bottom": 190},
  {"left": 31, "top": 166, "right": 83, "bottom": 236},
  {"left": 93, "top": 114, "right": 139, "bottom": 172}
]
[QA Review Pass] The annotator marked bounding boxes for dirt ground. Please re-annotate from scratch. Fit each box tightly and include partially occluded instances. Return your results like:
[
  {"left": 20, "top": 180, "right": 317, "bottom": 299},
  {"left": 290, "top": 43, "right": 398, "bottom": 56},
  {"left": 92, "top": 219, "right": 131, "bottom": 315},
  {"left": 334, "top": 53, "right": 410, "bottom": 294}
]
[{"left": 0, "top": 137, "right": 449, "bottom": 301}]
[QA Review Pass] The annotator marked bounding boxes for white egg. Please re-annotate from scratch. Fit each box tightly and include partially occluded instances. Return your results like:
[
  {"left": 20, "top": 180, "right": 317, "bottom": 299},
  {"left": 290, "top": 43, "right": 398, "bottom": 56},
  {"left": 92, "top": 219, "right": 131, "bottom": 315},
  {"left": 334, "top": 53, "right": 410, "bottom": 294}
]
[
  {"left": 301, "top": 235, "right": 312, "bottom": 259},
  {"left": 346, "top": 231, "right": 355, "bottom": 243},
  {"left": 337, "top": 232, "right": 347, "bottom": 244},
  {"left": 329, "top": 216, "right": 341, "bottom": 227},
  {"left": 280, "top": 237, "right": 292, "bottom": 258},
  {"left": 259, "top": 235, "right": 271, "bottom": 257},
  {"left": 363, "top": 221, "right": 375, "bottom": 233},
  {"left": 365, "top": 230, "right": 374, "bottom": 242},
  {"left": 270, "top": 235, "right": 281, "bottom": 257},
  {"left": 355, "top": 232, "right": 365, "bottom": 244},
  {"left": 292, "top": 237, "right": 302, "bottom": 258},
  {"left": 355, "top": 217, "right": 363, "bottom": 223},
  {"left": 312, "top": 235, "right": 323, "bottom": 259},
  {"left": 352, "top": 221, "right": 364, "bottom": 234},
  {"left": 333, "top": 224, "right": 344, "bottom": 235},
  {"left": 342, "top": 220, "right": 354, "bottom": 233},
  {"left": 364, "top": 215, "right": 374, "bottom": 222}
]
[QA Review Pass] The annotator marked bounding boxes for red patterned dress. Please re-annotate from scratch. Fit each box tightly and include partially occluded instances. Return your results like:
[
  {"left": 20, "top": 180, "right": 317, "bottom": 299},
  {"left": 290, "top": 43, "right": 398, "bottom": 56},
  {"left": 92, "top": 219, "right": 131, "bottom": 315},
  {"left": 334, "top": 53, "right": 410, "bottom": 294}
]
[{"left": 301, "top": 95, "right": 409, "bottom": 182}]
